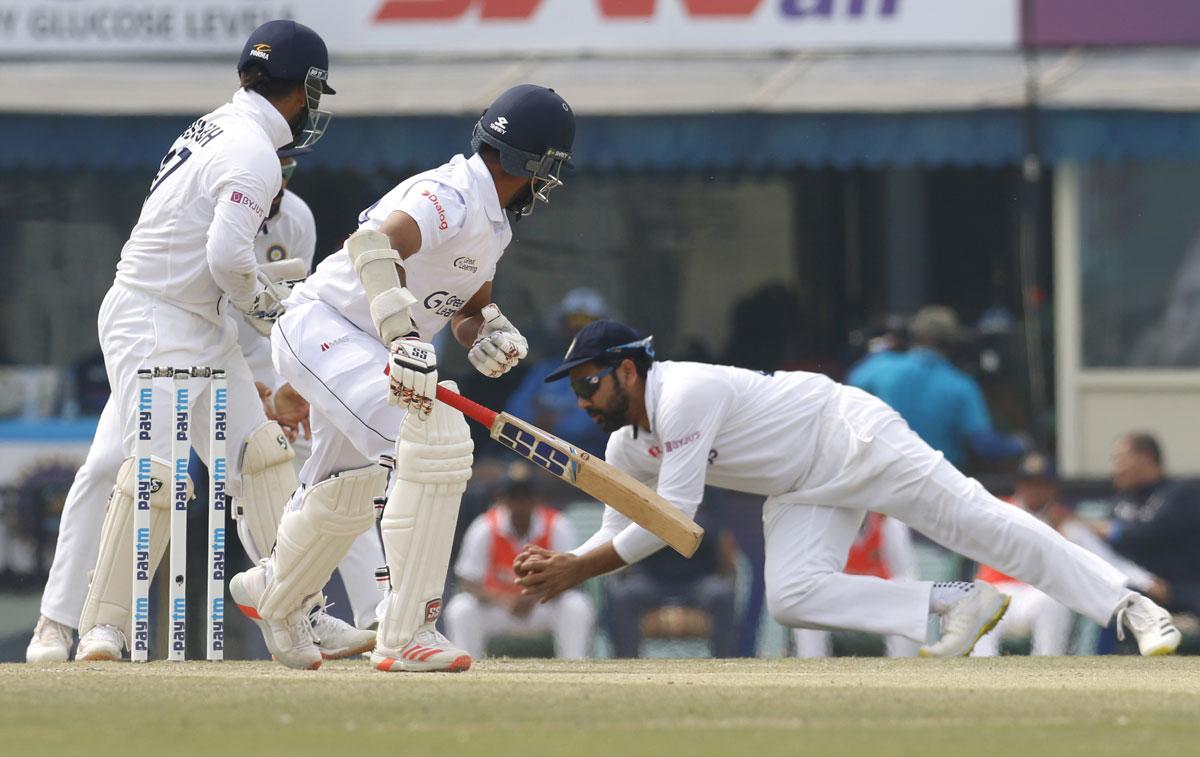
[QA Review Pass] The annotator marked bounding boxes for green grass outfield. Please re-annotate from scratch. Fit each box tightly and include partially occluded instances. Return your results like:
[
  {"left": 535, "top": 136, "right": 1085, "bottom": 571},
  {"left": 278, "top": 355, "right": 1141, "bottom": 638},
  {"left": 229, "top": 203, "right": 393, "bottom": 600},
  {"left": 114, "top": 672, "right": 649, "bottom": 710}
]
[{"left": 1, "top": 657, "right": 1197, "bottom": 756}]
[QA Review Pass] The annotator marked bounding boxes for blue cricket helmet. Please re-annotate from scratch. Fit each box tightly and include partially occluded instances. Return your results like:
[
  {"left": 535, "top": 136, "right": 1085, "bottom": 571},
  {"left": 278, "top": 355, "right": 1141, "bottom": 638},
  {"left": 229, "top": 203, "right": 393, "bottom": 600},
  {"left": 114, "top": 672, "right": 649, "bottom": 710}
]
[
  {"left": 471, "top": 84, "right": 575, "bottom": 216},
  {"left": 238, "top": 20, "right": 334, "bottom": 148}
]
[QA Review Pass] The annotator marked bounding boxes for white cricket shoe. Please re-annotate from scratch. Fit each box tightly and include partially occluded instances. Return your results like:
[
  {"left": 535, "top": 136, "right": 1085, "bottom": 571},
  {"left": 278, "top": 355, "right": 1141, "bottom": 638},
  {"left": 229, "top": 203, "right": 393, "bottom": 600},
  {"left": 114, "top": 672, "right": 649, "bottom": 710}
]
[
  {"left": 230, "top": 564, "right": 322, "bottom": 670},
  {"left": 1116, "top": 593, "right": 1181, "bottom": 656},
  {"left": 309, "top": 603, "right": 376, "bottom": 660},
  {"left": 76, "top": 624, "right": 126, "bottom": 662},
  {"left": 371, "top": 624, "right": 472, "bottom": 673},
  {"left": 920, "top": 582, "right": 1010, "bottom": 658},
  {"left": 26, "top": 616, "right": 73, "bottom": 663}
]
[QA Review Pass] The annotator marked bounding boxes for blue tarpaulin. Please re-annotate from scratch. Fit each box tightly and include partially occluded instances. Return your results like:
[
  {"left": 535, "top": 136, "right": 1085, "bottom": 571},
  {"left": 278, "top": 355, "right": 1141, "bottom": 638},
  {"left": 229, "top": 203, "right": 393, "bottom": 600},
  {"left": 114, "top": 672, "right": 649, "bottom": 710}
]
[{"left": 4, "top": 110, "right": 1200, "bottom": 172}]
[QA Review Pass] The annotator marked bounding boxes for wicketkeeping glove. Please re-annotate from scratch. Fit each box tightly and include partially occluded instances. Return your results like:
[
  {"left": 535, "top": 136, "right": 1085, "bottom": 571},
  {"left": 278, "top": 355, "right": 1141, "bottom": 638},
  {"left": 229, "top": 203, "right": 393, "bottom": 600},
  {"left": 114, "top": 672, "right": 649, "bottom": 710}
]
[
  {"left": 468, "top": 304, "right": 528, "bottom": 378},
  {"left": 233, "top": 281, "right": 286, "bottom": 337},
  {"left": 389, "top": 337, "right": 438, "bottom": 419}
]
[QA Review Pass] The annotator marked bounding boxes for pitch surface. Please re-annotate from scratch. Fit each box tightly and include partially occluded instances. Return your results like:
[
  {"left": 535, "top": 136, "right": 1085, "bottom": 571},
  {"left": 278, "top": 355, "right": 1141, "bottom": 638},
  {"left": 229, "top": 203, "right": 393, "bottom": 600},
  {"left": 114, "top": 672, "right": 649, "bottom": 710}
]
[{"left": 2, "top": 657, "right": 1196, "bottom": 756}]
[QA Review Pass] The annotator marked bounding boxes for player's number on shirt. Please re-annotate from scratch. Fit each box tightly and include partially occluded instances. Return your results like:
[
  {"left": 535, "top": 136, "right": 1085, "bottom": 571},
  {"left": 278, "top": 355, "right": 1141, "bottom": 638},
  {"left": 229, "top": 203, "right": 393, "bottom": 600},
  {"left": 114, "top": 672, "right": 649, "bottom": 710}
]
[{"left": 148, "top": 147, "right": 192, "bottom": 196}]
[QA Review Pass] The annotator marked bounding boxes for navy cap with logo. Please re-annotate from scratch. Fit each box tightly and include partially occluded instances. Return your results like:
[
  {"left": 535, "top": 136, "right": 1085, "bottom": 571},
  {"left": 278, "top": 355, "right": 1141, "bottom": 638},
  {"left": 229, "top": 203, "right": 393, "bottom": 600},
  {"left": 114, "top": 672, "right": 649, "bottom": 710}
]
[
  {"left": 544, "top": 320, "right": 655, "bottom": 383},
  {"left": 238, "top": 20, "right": 335, "bottom": 95},
  {"left": 1017, "top": 452, "right": 1057, "bottom": 482}
]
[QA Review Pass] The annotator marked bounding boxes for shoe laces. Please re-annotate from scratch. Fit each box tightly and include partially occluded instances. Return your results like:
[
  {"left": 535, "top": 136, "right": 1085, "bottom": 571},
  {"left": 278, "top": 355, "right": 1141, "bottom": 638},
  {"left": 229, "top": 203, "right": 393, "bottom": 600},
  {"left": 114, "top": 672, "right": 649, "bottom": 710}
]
[
  {"left": 35, "top": 617, "right": 72, "bottom": 646},
  {"left": 411, "top": 624, "right": 449, "bottom": 647},
  {"left": 1116, "top": 596, "right": 1170, "bottom": 641}
]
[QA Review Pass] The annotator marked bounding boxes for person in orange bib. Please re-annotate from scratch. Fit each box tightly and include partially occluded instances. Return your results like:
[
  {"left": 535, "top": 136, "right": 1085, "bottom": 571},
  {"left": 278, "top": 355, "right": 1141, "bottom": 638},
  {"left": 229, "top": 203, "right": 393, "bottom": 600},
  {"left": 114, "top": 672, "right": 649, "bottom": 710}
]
[
  {"left": 444, "top": 463, "right": 595, "bottom": 659},
  {"left": 793, "top": 513, "right": 920, "bottom": 657}
]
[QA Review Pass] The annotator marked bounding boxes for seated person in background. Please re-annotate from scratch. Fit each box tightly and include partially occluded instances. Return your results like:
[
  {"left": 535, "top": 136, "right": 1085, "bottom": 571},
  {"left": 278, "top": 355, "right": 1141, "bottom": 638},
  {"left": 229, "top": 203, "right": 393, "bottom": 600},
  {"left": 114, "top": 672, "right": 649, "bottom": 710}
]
[
  {"left": 603, "top": 501, "right": 737, "bottom": 658},
  {"left": 793, "top": 513, "right": 919, "bottom": 658},
  {"left": 444, "top": 463, "right": 595, "bottom": 659},
  {"left": 1095, "top": 433, "right": 1200, "bottom": 617},
  {"left": 505, "top": 287, "right": 612, "bottom": 455},
  {"left": 868, "top": 305, "right": 1026, "bottom": 470}
]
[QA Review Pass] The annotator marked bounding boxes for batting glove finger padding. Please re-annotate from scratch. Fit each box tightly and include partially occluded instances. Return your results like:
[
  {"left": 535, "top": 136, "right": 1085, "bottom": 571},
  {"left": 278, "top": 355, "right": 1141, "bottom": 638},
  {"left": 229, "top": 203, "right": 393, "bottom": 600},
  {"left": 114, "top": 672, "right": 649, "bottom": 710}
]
[
  {"left": 468, "top": 303, "right": 528, "bottom": 377},
  {"left": 389, "top": 338, "right": 438, "bottom": 418}
]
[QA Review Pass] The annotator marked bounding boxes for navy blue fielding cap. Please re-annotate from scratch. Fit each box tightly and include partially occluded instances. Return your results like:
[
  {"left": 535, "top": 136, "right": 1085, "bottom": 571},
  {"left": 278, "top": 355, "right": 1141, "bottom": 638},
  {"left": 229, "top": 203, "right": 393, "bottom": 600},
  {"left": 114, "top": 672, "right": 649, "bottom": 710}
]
[
  {"left": 238, "top": 20, "right": 335, "bottom": 94},
  {"left": 544, "top": 320, "right": 654, "bottom": 383}
]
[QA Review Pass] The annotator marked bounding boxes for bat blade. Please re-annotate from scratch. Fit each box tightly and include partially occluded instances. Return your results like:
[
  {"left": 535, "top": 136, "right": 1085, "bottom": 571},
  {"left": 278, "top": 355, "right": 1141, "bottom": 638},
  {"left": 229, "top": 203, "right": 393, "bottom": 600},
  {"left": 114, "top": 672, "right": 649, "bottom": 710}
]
[{"left": 436, "top": 385, "right": 703, "bottom": 557}]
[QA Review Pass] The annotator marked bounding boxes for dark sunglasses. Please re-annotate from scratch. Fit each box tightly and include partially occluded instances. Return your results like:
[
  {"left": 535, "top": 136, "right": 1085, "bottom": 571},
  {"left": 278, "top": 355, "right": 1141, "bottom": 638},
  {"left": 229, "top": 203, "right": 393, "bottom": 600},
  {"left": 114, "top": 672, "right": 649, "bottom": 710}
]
[
  {"left": 570, "top": 365, "right": 617, "bottom": 399},
  {"left": 280, "top": 159, "right": 297, "bottom": 182}
]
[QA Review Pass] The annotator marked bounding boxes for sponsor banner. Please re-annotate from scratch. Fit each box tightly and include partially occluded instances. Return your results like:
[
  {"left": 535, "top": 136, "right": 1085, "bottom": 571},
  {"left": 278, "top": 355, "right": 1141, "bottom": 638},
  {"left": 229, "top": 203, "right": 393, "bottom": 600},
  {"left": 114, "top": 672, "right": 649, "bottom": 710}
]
[
  {"left": 1025, "top": 0, "right": 1200, "bottom": 47},
  {"left": 0, "top": 0, "right": 1018, "bottom": 57}
]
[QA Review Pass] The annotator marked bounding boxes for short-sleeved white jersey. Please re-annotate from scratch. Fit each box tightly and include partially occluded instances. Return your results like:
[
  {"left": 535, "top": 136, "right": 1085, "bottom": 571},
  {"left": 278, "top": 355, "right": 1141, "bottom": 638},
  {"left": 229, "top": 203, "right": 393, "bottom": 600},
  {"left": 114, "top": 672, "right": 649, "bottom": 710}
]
[
  {"left": 238, "top": 189, "right": 317, "bottom": 387},
  {"left": 289, "top": 152, "right": 509, "bottom": 341},
  {"left": 115, "top": 88, "right": 292, "bottom": 321},
  {"left": 575, "top": 361, "right": 846, "bottom": 563}
]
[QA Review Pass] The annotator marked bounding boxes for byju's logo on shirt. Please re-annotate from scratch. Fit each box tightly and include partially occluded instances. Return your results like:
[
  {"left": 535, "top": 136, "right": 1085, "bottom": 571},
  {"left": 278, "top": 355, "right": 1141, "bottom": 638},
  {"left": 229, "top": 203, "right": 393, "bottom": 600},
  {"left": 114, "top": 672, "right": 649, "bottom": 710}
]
[
  {"left": 420, "top": 189, "right": 449, "bottom": 230},
  {"left": 663, "top": 431, "right": 701, "bottom": 454},
  {"left": 230, "top": 191, "right": 265, "bottom": 218},
  {"left": 489, "top": 116, "right": 508, "bottom": 135}
]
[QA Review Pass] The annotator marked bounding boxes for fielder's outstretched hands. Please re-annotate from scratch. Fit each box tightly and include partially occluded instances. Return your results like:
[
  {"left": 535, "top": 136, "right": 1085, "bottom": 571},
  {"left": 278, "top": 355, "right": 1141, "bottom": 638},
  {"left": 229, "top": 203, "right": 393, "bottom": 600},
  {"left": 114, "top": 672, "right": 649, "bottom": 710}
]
[
  {"left": 514, "top": 545, "right": 581, "bottom": 603},
  {"left": 389, "top": 337, "right": 438, "bottom": 419},
  {"left": 469, "top": 303, "right": 528, "bottom": 378}
]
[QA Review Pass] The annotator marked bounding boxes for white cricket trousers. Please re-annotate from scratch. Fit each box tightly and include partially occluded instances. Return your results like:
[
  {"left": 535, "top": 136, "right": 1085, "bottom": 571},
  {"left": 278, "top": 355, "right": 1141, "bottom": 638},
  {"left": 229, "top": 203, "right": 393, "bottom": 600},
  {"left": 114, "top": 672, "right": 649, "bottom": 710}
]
[
  {"left": 271, "top": 299, "right": 400, "bottom": 627},
  {"left": 972, "top": 583, "right": 1074, "bottom": 656},
  {"left": 443, "top": 591, "right": 596, "bottom": 659},
  {"left": 763, "top": 386, "right": 1131, "bottom": 643}
]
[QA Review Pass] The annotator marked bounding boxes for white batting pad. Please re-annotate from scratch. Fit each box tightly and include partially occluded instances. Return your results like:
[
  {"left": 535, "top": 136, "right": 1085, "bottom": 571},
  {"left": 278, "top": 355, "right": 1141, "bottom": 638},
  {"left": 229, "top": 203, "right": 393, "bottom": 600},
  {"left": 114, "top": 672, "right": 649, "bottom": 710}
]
[
  {"left": 235, "top": 421, "right": 298, "bottom": 563},
  {"left": 377, "top": 381, "right": 473, "bottom": 652},
  {"left": 79, "top": 456, "right": 186, "bottom": 636},
  {"left": 256, "top": 463, "right": 387, "bottom": 620}
]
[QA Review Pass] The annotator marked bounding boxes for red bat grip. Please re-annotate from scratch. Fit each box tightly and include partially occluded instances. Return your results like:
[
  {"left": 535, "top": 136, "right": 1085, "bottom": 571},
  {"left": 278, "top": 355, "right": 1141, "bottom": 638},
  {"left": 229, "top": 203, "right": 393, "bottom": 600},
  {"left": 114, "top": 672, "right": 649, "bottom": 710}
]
[{"left": 435, "top": 384, "right": 498, "bottom": 427}]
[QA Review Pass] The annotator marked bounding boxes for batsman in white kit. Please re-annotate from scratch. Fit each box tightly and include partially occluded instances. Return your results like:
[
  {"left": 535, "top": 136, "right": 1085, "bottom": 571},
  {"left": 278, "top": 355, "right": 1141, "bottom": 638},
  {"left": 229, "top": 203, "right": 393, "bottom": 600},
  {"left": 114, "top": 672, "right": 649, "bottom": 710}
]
[
  {"left": 515, "top": 320, "right": 1183, "bottom": 658},
  {"left": 26, "top": 143, "right": 380, "bottom": 662},
  {"left": 230, "top": 84, "right": 577, "bottom": 671},
  {"left": 49, "top": 20, "right": 354, "bottom": 662}
]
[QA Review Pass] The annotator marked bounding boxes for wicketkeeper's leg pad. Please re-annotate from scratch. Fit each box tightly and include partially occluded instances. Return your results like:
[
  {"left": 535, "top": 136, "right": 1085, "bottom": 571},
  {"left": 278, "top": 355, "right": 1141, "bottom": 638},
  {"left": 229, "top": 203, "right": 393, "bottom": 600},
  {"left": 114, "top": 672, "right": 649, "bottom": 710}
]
[
  {"left": 256, "top": 463, "right": 386, "bottom": 620},
  {"left": 235, "top": 421, "right": 298, "bottom": 563},
  {"left": 377, "top": 381, "right": 473, "bottom": 652},
  {"left": 78, "top": 456, "right": 186, "bottom": 636}
]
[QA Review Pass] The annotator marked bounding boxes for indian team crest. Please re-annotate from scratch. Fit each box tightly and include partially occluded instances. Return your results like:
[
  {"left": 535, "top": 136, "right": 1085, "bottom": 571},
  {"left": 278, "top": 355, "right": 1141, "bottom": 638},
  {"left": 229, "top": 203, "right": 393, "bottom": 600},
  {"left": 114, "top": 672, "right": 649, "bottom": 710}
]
[{"left": 266, "top": 244, "right": 288, "bottom": 262}]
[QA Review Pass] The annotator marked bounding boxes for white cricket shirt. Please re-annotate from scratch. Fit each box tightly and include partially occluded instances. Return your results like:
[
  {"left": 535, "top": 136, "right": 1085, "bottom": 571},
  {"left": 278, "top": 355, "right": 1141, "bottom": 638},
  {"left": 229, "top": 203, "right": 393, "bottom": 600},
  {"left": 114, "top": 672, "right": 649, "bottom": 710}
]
[
  {"left": 290, "top": 152, "right": 508, "bottom": 341},
  {"left": 115, "top": 88, "right": 291, "bottom": 321},
  {"left": 574, "top": 361, "right": 842, "bottom": 564},
  {"left": 238, "top": 189, "right": 317, "bottom": 387}
]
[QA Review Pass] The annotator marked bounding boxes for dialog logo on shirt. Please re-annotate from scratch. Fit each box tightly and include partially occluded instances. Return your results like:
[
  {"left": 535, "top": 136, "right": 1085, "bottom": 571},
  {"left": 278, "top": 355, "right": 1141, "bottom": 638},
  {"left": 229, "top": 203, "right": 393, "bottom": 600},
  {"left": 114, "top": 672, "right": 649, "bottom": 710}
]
[
  {"left": 420, "top": 189, "right": 449, "bottom": 230},
  {"left": 230, "top": 191, "right": 265, "bottom": 218}
]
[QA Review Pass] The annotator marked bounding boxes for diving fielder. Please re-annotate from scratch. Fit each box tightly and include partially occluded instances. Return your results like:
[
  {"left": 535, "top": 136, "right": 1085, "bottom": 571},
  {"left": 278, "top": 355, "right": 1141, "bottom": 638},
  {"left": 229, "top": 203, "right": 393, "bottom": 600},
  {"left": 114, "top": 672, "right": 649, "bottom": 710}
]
[
  {"left": 515, "top": 320, "right": 1182, "bottom": 658},
  {"left": 230, "top": 84, "right": 576, "bottom": 671},
  {"left": 66, "top": 20, "right": 340, "bottom": 662}
]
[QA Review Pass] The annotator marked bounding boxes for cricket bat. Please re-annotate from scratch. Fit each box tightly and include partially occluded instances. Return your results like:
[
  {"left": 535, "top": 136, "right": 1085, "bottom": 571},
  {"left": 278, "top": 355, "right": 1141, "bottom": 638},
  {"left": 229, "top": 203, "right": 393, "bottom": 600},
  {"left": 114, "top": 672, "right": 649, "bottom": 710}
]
[{"left": 435, "top": 385, "right": 704, "bottom": 558}]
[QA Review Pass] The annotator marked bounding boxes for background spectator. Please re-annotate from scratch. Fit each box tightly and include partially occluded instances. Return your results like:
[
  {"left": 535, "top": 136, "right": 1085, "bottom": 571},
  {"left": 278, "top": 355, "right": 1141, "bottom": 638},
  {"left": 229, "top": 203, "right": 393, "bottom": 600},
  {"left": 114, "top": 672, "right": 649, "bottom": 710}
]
[
  {"left": 602, "top": 501, "right": 737, "bottom": 658},
  {"left": 505, "top": 288, "right": 612, "bottom": 455},
  {"left": 444, "top": 463, "right": 595, "bottom": 659},
  {"left": 1099, "top": 433, "right": 1200, "bottom": 617},
  {"left": 867, "top": 305, "right": 1027, "bottom": 469}
]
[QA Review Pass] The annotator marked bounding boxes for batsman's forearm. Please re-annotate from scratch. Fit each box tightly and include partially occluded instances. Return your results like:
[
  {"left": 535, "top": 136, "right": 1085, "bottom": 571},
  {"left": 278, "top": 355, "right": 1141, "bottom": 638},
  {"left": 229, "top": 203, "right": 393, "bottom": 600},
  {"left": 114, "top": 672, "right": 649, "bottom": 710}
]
[{"left": 451, "top": 312, "right": 485, "bottom": 348}]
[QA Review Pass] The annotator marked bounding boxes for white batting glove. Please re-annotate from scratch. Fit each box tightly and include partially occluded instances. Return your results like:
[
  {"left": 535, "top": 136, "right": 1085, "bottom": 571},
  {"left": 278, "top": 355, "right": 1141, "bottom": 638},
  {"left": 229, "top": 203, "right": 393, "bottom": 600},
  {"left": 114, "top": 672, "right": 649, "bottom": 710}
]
[
  {"left": 389, "top": 337, "right": 438, "bottom": 419},
  {"left": 233, "top": 284, "right": 286, "bottom": 337},
  {"left": 468, "top": 304, "right": 528, "bottom": 378}
]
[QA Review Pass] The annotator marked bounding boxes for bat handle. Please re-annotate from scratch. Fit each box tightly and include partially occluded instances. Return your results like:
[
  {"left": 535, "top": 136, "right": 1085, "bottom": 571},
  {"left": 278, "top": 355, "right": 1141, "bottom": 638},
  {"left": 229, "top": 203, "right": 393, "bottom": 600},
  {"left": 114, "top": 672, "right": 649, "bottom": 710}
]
[{"left": 435, "top": 384, "right": 498, "bottom": 427}]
